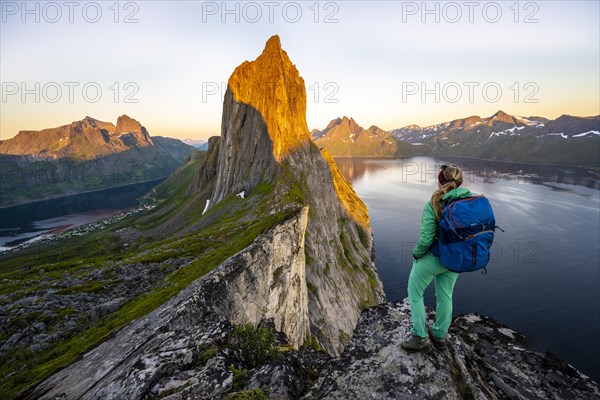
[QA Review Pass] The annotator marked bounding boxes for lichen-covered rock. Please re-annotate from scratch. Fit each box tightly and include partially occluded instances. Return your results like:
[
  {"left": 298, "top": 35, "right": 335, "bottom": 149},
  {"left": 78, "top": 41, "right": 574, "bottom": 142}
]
[
  {"left": 29, "top": 294, "right": 599, "bottom": 399},
  {"left": 304, "top": 300, "right": 600, "bottom": 400}
]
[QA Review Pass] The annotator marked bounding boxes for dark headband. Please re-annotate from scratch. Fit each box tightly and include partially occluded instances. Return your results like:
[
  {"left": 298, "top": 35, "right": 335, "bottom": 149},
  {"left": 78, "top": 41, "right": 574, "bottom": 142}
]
[{"left": 438, "top": 165, "right": 458, "bottom": 186}]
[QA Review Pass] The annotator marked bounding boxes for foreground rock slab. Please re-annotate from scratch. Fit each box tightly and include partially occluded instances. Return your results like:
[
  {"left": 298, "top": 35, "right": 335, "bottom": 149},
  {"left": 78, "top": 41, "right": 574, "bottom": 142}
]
[
  {"left": 23, "top": 281, "right": 600, "bottom": 399},
  {"left": 23, "top": 208, "right": 310, "bottom": 400},
  {"left": 304, "top": 300, "right": 600, "bottom": 400}
]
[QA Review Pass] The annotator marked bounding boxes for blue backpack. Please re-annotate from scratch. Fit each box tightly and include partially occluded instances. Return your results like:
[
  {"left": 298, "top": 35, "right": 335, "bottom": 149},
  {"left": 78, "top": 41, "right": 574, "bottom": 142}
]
[{"left": 430, "top": 195, "right": 500, "bottom": 273}]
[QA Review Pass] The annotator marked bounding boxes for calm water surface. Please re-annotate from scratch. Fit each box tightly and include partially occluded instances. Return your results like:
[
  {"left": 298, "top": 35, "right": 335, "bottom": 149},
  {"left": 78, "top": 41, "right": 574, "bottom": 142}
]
[
  {"left": 335, "top": 156, "right": 600, "bottom": 382},
  {"left": 0, "top": 179, "right": 164, "bottom": 249}
]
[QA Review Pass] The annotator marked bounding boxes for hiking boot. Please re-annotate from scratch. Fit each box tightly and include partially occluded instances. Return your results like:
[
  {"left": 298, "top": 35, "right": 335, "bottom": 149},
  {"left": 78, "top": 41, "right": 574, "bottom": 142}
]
[
  {"left": 431, "top": 335, "right": 448, "bottom": 350},
  {"left": 401, "top": 334, "right": 432, "bottom": 353},
  {"left": 428, "top": 328, "right": 448, "bottom": 350}
]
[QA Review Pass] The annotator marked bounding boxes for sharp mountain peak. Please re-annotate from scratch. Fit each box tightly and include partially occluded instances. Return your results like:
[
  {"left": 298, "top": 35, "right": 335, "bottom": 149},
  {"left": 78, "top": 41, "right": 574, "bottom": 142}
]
[
  {"left": 227, "top": 34, "right": 310, "bottom": 162},
  {"left": 264, "top": 34, "right": 283, "bottom": 53},
  {"left": 203, "top": 35, "right": 384, "bottom": 356},
  {"left": 491, "top": 109, "right": 509, "bottom": 118}
]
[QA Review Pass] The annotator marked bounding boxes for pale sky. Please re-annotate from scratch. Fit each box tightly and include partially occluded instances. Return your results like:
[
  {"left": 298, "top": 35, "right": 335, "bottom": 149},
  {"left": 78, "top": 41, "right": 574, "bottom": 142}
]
[{"left": 1, "top": 0, "right": 599, "bottom": 140}]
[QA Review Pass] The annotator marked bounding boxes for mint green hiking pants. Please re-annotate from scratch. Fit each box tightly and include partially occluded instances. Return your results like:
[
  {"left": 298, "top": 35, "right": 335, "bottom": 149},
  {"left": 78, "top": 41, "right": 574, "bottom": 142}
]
[{"left": 408, "top": 252, "right": 459, "bottom": 338}]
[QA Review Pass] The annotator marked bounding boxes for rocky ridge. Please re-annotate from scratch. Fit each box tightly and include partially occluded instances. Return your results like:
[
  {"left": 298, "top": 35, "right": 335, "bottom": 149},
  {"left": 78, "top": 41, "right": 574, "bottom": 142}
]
[
  {"left": 0, "top": 115, "right": 160, "bottom": 158},
  {"left": 23, "top": 208, "right": 311, "bottom": 399},
  {"left": 23, "top": 290, "right": 600, "bottom": 399},
  {"left": 310, "top": 111, "right": 599, "bottom": 165}
]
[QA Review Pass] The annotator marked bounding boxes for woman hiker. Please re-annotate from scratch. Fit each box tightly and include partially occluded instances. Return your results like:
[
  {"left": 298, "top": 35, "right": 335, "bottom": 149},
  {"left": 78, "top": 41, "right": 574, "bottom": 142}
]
[{"left": 401, "top": 164, "right": 471, "bottom": 353}]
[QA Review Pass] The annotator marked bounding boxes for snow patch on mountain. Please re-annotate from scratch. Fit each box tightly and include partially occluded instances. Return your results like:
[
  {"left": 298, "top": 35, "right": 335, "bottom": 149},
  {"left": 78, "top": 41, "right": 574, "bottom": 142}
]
[
  {"left": 573, "top": 130, "right": 600, "bottom": 138},
  {"left": 547, "top": 133, "right": 568, "bottom": 139},
  {"left": 488, "top": 125, "right": 525, "bottom": 139}
]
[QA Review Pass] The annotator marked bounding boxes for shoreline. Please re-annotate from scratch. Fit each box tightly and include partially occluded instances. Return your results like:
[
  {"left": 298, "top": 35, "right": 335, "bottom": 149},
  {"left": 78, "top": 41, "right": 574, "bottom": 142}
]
[{"left": 0, "top": 203, "right": 153, "bottom": 254}]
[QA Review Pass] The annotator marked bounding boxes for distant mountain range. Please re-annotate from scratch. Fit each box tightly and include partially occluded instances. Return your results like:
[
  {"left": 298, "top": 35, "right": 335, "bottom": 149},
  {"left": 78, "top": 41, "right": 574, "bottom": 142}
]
[
  {"left": 0, "top": 115, "right": 195, "bottom": 207},
  {"left": 183, "top": 138, "right": 209, "bottom": 150},
  {"left": 312, "top": 111, "right": 599, "bottom": 166},
  {"left": 1, "top": 109, "right": 597, "bottom": 207},
  {"left": 312, "top": 117, "right": 413, "bottom": 157}
]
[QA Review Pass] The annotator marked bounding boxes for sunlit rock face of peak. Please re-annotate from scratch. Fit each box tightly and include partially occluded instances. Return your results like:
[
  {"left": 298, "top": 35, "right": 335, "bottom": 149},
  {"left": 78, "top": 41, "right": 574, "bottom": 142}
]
[
  {"left": 211, "top": 35, "right": 313, "bottom": 204},
  {"left": 228, "top": 35, "right": 311, "bottom": 161},
  {"left": 114, "top": 115, "right": 153, "bottom": 146}
]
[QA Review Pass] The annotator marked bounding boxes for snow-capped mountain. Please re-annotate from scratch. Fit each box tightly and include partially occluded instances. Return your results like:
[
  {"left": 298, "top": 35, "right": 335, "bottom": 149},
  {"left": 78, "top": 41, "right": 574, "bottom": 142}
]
[
  {"left": 391, "top": 111, "right": 598, "bottom": 144},
  {"left": 388, "top": 111, "right": 599, "bottom": 165}
]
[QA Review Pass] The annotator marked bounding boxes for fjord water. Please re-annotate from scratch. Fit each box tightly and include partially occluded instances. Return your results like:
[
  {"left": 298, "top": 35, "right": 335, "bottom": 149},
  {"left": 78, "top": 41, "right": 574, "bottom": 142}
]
[
  {"left": 0, "top": 178, "right": 164, "bottom": 249},
  {"left": 335, "top": 156, "right": 600, "bottom": 382}
]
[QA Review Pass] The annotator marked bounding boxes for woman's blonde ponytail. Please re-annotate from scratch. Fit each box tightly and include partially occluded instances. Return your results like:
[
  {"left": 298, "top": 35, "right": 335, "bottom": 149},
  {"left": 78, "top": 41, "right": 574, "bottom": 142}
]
[{"left": 431, "top": 165, "right": 463, "bottom": 220}]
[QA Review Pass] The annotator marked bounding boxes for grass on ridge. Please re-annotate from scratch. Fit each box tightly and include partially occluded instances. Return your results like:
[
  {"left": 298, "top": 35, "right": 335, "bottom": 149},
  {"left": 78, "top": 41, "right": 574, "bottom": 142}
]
[{"left": 0, "top": 171, "right": 295, "bottom": 398}]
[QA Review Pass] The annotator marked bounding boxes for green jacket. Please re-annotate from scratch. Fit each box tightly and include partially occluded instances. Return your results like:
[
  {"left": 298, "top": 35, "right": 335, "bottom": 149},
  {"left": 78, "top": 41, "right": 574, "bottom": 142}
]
[{"left": 412, "top": 187, "right": 472, "bottom": 259}]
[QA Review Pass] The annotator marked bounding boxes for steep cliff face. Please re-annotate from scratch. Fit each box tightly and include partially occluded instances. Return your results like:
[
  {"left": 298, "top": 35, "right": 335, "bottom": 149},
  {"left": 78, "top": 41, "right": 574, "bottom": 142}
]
[
  {"left": 205, "top": 35, "right": 384, "bottom": 354},
  {"left": 210, "top": 206, "right": 310, "bottom": 347},
  {"left": 282, "top": 144, "right": 385, "bottom": 354},
  {"left": 188, "top": 135, "right": 220, "bottom": 195},
  {"left": 211, "top": 35, "right": 311, "bottom": 205},
  {"left": 227, "top": 35, "right": 311, "bottom": 162},
  {"left": 210, "top": 85, "right": 275, "bottom": 204},
  {"left": 321, "top": 148, "right": 370, "bottom": 228},
  {"left": 24, "top": 208, "right": 311, "bottom": 399}
]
